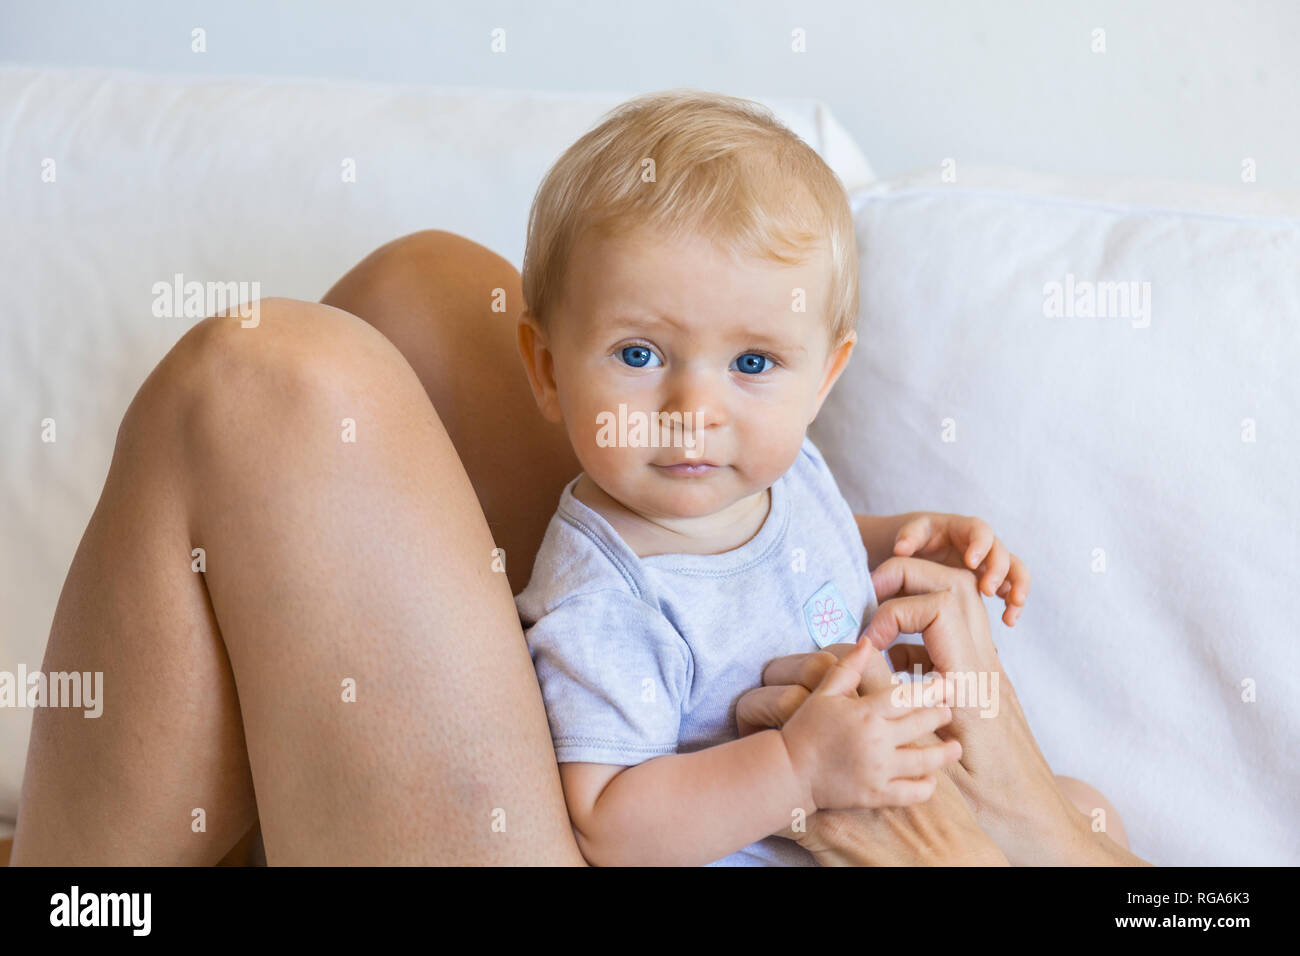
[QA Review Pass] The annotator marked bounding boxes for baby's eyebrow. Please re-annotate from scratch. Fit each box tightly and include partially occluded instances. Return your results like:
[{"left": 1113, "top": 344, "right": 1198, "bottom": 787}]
[
  {"left": 602, "top": 313, "right": 808, "bottom": 353},
  {"left": 603, "top": 311, "right": 687, "bottom": 334},
  {"left": 745, "top": 334, "right": 806, "bottom": 354}
]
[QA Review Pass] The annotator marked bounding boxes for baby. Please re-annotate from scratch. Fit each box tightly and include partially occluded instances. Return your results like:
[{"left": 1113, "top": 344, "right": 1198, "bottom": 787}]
[{"left": 513, "top": 90, "right": 1029, "bottom": 866}]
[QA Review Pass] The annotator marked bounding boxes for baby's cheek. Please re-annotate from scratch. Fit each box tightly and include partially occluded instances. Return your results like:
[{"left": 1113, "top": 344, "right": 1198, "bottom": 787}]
[
  {"left": 745, "top": 429, "right": 806, "bottom": 490},
  {"left": 564, "top": 385, "right": 622, "bottom": 442}
]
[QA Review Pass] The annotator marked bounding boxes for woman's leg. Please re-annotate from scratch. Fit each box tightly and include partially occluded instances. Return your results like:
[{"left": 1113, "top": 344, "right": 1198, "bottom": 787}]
[
  {"left": 239, "top": 230, "right": 578, "bottom": 864},
  {"left": 322, "top": 230, "right": 580, "bottom": 596},
  {"left": 11, "top": 296, "right": 584, "bottom": 865}
]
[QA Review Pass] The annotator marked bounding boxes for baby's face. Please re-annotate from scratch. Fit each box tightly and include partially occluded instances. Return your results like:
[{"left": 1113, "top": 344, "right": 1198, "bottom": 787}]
[{"left": 524, "top": 225, "right": 853, "bottom": 524}]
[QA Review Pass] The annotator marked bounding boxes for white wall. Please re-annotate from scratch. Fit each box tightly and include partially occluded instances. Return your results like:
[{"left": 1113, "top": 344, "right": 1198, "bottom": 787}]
[{"left": 1, "top": 0, "right": 1296, "bottom": 189}]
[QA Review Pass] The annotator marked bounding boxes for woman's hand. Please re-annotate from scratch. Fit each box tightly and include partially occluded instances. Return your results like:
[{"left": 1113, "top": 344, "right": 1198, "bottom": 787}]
[
  {"left": 744, "top": 645, "right": 1008, "bottom": 866},
  {"left": 792, "top": 777, "right": 1010, "bottom": 867},
  {"left": 739, "top": 557, "right": 1148, "bottom": 866},
  {"left": 862, "top": 556, "right": 1106, "bottom": 864}
]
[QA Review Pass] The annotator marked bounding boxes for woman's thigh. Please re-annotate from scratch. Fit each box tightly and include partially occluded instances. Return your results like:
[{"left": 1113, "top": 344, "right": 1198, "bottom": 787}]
[
  {"left": 322, "top": 230, "right": 580, "bottom": 595},
  {"left": 12, "top": 296, "right": 584, "bottom": 864}
]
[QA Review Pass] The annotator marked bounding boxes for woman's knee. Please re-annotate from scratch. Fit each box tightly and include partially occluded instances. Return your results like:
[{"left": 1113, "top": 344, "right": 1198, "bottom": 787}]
[
  {"left": 105, "top": 297, "right": 452, "bottom": 553},
  {"left": 321, "top": 230, "right": 525, "bottom": 410},
  {"left": 181, "top": 296, "right": 424, "bottom": 403},
  {"left": 323, "top": 228, "right": 521, "bottom": 319},
  {"left": 134, "top": 297, "right": 433, "bottom": 454}
]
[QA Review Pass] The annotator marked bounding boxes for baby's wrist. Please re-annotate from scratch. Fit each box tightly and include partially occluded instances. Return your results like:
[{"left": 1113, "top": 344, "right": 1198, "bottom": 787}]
[{"left": 773, "top": 727, "right": 819, "bottom": 815}]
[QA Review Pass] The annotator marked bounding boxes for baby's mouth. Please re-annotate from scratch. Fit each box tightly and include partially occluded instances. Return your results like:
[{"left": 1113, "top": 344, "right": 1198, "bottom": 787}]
[{"left": 653, "top": 460, "right": 719, "bottom": 477}]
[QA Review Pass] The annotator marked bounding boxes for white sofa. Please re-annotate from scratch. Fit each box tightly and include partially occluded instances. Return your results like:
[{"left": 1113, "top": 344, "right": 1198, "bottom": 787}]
[
  {"left": 2, "top": 66, "right": 1296, "bottom": 864},
  {"left": 814, "top": 167, "right": 1300, "bottom": 867}
]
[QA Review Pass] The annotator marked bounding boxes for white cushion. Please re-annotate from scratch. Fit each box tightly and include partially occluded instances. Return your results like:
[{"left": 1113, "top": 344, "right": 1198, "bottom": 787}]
[
  {"left": 811, "top": 166, "right": 1300, "bottom": 865},
  {"left": 0, "top": 65, "right": 873, "bottom": 834}
]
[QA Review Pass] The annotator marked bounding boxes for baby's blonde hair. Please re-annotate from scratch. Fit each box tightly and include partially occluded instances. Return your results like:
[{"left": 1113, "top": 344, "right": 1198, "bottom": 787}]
[{"left": 521, "top": 89, "right": 859, "bottom": 346}]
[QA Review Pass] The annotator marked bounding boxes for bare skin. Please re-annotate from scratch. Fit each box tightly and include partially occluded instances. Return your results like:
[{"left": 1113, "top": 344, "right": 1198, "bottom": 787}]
[
  {"left": 8, "top": 230, "right": 1144, "bottom": 866},
  {"left": 736, "top": 557, "right": 1143, "bottom": 865},
  {"left": 11, "top": 233, "right": 583, "bottom": 864}
]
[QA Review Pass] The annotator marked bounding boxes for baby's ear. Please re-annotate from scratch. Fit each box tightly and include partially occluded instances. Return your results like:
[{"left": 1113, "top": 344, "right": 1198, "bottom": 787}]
[
  {"left": 516, "top": 311, "right": 564, "bottom": 423},
  {"left": 809, "top": 332, "right": 856, "bottom": 422}
]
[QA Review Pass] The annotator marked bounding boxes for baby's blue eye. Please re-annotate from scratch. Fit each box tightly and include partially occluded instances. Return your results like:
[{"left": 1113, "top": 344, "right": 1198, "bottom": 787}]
[
  {"left": 732, "top": 352, "right": 773, "bottom": 375},
  {"left": 620, "top": 345, "right": 661, "bottom": 368}
]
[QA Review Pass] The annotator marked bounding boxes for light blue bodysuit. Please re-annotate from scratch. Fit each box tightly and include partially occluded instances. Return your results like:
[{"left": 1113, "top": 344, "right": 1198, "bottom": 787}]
[{"left": 515, "top": 436, "right": 880, "bottom": 866}]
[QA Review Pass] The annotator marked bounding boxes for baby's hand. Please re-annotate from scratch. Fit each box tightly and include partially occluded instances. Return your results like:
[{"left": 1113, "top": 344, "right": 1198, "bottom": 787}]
[
  {"left": 780, "top": 642, "right": 960, "bottom": 812},
  {"left": 892, "top": 512, "right": 1030, "bottom": 626}
]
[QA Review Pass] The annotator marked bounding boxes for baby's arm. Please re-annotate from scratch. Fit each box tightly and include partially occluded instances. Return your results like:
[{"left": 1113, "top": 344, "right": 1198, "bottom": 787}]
[
  {"left": 856, "top": 512, "right": 927, "bottom": 571},
  {"left": 559, "top": 641, "right": 959, "bottom": 867},
  {"left": 560, "top": 731, "right": 806, "bottom": 867}
]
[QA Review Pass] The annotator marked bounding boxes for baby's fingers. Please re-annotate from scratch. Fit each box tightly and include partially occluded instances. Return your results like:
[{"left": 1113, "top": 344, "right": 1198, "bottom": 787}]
[
  {"left": 976, "top": 538, "right": 1012, "bottom": 597},
  {"left": 955, "top": 517, "right": 995, "bottom": 570},
  {"left": 865, "top": 678, "right": 947, "bottom": 715},
  {"left": 893, "top": 739, "right": 962, "bottom": 778},
  {"left": 995, "top": 554, "right": 1030, "bottom": 626},
  {"left": 1006, "top": 553, "right": 1030, "bottom": 605},
  {"left": 888, "top": 705, "right": 956, "bottom": 744},
  {"left": 893, "top": 515, "right": 935, "bottom": 557}
]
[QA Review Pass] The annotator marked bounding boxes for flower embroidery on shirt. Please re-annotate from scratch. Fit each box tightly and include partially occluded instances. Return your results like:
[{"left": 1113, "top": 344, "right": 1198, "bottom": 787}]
[
  {"left": 802, "top": 580, "right": 861, "bottom": 649},
  {"left": 811, "top": 598, "right": 844, "bottom": 639}
]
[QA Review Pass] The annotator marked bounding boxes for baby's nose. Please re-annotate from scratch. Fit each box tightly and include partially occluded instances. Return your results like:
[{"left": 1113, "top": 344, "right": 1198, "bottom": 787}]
[{"left": 663, "top": 373, "right": 726, "bottom": 431}]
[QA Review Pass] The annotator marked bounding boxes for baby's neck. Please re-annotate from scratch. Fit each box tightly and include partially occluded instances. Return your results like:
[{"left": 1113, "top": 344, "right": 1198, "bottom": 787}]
[{"left": 572, "top": 474, "right": 771, "bottom": 559}]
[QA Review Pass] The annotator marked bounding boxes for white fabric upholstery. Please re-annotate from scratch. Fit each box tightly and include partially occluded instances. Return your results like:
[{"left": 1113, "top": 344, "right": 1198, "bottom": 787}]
[{"left": 811, "top": 167, "right": 1300, "bottom": 865}]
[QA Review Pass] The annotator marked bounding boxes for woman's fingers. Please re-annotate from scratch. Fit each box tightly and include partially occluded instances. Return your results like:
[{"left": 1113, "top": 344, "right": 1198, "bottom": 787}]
[
  {"left": 761, "top": 643, "right": 896, "bottom": 697},
  {"left": 820, "top": 641, "right": 898, "bottom": 695},
  {"left": 812, "top": 638, "right": 876, "bottom": 697},
  {"left": 860, "top": 589, "right": 943, "bottom": 647},
  {"left": 761, "top": 650, "right": 838, "bottom": 693},
  {"left": 863, "top": 590, "right": 981, "bottom": 674},
  {"left": 868, "top": 556, "right": 995, "bottom": 668},
  {"left": 887, "top": 642, "right": 934, "bottom": 675},
  {"left": 871, "top": 554, "right": 974, "bottom": 603},
  {"left": 856, "top": 642, "right": 898, "bottom": 695},
  {"left": 734, "top": 683, "right": 809, "bottom": 735}
]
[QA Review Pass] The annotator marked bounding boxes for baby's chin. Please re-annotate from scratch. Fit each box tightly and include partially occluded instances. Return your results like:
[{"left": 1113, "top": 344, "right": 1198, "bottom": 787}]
[{"left": 613, "top": 475, "right": 757, "bottom": 522}]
